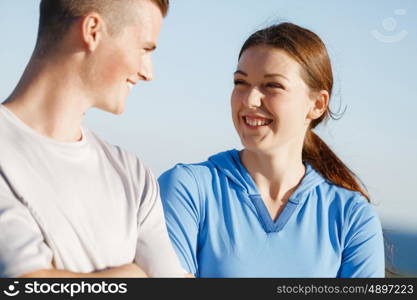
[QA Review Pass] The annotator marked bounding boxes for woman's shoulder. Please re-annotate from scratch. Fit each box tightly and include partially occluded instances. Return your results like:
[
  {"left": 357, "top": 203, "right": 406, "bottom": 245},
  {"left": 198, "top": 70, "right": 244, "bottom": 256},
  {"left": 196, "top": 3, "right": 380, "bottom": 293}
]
[
  {"left": 157, "top": 152, "right": 235, "bottom": 216},
  {"left": 304, "top": 164, "right": 371, "bottom": 211},
  {"left": 319, "top": 178, "right": 367, "bottom": 203},
  {"left": 318, "top": 180, "right": 379, "bottom": 224},
  {"left": 158, "top": 149, "right": 238, "bottom": 184},
  {"left": 315, "top": 181, "right": 382, "bottom": 253},
  {"left": 159, "top": 160, "right": 215, "bottom": 184}
]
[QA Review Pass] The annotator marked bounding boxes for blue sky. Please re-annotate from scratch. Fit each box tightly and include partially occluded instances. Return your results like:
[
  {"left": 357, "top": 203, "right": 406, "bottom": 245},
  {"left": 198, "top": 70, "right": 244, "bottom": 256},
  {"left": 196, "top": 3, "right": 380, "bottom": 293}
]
[{"left": 0, "top": 0, "right": 416, "bottom": 230}]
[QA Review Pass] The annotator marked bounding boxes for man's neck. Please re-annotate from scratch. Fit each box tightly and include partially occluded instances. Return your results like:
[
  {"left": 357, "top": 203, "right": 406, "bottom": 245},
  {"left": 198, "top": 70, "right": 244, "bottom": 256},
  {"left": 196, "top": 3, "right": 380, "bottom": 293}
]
[{"left": 2, "top": 58, "right": 91, "bottom": 142}]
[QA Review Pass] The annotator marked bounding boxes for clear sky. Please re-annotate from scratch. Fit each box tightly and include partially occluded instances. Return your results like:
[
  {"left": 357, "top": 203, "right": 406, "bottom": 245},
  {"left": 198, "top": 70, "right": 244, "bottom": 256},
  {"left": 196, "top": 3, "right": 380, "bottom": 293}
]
[{"left": 0, "top": 0, "right": 416, "bottom": 230}]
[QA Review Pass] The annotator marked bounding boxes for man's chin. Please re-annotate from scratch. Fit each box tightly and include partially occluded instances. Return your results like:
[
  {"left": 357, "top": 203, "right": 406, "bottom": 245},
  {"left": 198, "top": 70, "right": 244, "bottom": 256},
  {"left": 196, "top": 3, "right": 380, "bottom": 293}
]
[
  {"left": 111, "top": 106, "right": 125, "bottom": 115},
  {"left": 95, "top": 101, "right": 126, "bottom": 115}
]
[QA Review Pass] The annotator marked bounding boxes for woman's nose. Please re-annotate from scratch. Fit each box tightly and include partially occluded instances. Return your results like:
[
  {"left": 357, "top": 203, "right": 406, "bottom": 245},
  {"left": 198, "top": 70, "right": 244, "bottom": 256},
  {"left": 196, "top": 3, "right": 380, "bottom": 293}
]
[{"left": 243, "top": 87, "right": 263, "bottom": 108}]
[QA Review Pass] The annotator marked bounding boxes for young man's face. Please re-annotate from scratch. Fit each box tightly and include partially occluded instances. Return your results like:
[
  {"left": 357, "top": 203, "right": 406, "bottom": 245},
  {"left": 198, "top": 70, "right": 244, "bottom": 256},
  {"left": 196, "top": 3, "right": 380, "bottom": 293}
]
[{"left": 89, "top": 0, "right": 163, "bottom": 114}]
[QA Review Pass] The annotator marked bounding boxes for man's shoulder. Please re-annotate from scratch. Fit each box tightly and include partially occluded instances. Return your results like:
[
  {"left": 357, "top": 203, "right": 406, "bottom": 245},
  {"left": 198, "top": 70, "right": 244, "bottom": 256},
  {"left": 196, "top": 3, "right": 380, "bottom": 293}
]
[
  {"left": 88, "top": 129, "right": 139, "bottom": 163},
  {"left": 0, "top": 108, "right": 22, "bottom": 146},
  {"left": 87, "top": 129, "right": 150, "bottom": 181}
]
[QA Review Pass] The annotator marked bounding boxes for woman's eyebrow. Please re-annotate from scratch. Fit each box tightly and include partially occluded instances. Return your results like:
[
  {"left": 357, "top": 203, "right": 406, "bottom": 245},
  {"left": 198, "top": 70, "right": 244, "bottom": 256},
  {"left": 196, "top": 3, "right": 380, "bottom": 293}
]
[
  {"left": 264, "top": 73, "right": 289, "bottom": 81},
  {"left": 234, "top": 70, "right": 289, "bottom": 82},
  {"left": 234, "top": 70, "right": 247, "bottom": 76}
]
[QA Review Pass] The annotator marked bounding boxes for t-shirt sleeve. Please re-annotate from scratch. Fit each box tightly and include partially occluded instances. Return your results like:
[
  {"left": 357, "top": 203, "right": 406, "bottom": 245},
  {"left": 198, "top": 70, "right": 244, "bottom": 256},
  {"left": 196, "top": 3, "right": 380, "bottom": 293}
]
[
  {"left": 338, "top": 196, "right": 385, "bottom": 278},
  {"left": 0, "top": 176, "right": 53, "bottom": 278},
  {"left": 134, "top": 163, "right": 186, "bottom": 277},
  {"left": 158, "top": 165, "right": 201, "bottom": 276}
]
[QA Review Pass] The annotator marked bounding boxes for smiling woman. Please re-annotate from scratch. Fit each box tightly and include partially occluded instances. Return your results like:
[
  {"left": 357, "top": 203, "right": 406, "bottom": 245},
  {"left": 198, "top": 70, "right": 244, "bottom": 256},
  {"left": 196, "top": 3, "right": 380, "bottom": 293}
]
[
  {"left": 158, "top": 22, "right": 385, "bottom": 278},
  {"left": 234, "top": 23, "right": 371, "bottom": 203}
]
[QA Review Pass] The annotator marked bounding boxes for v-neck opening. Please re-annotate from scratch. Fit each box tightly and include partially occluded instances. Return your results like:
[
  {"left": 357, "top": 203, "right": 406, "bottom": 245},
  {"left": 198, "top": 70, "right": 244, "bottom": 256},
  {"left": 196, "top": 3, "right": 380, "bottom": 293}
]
[{"left": 249, "top": 194, "right": 300, "bottom": 233}]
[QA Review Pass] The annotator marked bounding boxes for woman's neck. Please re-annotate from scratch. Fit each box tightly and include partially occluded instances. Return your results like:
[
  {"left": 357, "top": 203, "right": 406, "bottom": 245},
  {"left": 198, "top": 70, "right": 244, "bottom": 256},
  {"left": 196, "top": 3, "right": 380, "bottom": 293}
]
[{"left": 240, "top": 147, "right": 306, "bottom": 202}]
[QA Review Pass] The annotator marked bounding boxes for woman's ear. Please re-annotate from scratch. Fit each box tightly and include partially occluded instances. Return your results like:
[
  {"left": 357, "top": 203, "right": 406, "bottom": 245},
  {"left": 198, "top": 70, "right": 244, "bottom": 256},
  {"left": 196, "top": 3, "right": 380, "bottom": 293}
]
[{"left": 307, "top": 90, "right": 329, "bottom": 121}]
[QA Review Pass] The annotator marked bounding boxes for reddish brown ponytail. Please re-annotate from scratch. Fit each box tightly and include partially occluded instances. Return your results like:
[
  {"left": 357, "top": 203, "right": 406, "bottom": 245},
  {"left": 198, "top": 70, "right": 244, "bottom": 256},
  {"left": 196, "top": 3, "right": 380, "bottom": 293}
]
[
  {"left": 303, "top": 130, "right": 370, "bottom": 202},
  {"left": 239, "top": 22, "right": 370, "bottom": 202}
]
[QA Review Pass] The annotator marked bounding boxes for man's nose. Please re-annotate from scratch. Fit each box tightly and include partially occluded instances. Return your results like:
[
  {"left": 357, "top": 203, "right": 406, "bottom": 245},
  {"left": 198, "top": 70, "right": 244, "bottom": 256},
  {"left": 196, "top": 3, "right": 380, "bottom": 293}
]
[{"left": 138, "top": 55, "right": 153, "bottom": 81}]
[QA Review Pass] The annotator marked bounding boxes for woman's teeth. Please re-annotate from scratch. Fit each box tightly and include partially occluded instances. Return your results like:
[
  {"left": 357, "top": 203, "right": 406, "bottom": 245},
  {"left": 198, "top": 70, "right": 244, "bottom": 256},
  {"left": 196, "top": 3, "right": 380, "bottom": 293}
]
[
  {"left": 127, "top": 82, "right": 134, "bottom": 90},
  {"left": 244, "top": 116, "right": 272, "bottom": 126}
]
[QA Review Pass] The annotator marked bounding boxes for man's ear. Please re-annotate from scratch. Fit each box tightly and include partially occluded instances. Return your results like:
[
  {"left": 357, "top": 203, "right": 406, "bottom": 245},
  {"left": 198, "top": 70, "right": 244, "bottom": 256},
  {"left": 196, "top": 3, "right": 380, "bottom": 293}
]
[
  {"left": 81, "top": 13, "right": 105, "bottom": 51},
  {"left": 306, "top": 90, "right": 329, "bottom": 122}
]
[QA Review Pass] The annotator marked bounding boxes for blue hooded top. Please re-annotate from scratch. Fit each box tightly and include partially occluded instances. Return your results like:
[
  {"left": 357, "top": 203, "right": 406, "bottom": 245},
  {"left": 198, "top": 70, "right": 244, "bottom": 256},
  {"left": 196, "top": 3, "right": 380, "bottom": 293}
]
[{"left": 158, "top": 149, "right": 385, "bottom": 277}]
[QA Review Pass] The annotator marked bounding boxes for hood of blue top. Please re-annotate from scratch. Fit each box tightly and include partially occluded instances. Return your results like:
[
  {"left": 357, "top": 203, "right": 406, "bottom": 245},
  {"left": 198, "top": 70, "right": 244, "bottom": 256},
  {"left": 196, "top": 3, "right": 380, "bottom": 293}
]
[{"left": 207, "top": 149, "right": 326, "bottom": 203}]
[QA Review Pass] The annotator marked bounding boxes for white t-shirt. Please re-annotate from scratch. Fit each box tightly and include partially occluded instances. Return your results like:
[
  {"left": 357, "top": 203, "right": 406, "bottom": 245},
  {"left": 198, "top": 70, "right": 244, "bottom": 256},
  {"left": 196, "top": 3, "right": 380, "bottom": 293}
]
[{"left": 0, "top": 104, "right": 184, "bottom": 277}]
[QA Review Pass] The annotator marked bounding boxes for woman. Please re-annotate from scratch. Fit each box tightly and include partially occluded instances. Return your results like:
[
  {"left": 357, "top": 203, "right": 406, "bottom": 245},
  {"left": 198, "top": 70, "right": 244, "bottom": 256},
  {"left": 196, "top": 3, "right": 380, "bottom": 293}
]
[{"left": 158, "top": 23, "right": 384, "bottom": 277}]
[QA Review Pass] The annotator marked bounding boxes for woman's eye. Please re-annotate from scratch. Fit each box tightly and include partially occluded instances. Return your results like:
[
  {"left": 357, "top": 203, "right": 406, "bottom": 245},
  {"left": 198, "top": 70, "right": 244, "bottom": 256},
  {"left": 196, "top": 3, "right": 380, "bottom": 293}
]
[
  {"left": 233, "top": 80, "right": 246, "bottom": 86},
  {"left": 266, "top": 82, "right": 284, "bottom": 90}
]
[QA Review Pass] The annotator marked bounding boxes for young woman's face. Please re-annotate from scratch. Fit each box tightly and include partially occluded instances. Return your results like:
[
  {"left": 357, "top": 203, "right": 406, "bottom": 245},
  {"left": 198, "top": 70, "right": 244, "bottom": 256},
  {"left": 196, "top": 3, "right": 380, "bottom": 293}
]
[{"left": 231, "top": 46, "right": 316, "bottom": 154}]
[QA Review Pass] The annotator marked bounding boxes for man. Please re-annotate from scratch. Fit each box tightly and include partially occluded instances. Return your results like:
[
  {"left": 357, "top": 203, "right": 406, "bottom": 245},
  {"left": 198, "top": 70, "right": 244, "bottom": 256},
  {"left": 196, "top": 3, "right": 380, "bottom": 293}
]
[{"left": 0, "top": 0, "right": 185, "bottom": 277}]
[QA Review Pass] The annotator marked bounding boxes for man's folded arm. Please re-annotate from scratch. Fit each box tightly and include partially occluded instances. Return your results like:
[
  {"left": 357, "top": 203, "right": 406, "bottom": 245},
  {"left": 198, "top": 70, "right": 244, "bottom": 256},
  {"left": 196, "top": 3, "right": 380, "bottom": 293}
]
[
  {"left": 18, "top": 263, "right": 147, "bottom": 278},
  {"left": 0, "top": 180, "right": 54, "bottom": 278},
  {"left": 0, "top": 181, "right": 148, "bottom": 278},
  {"left": 134, "top": 165, "right": 189, "bottom": 277}
]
